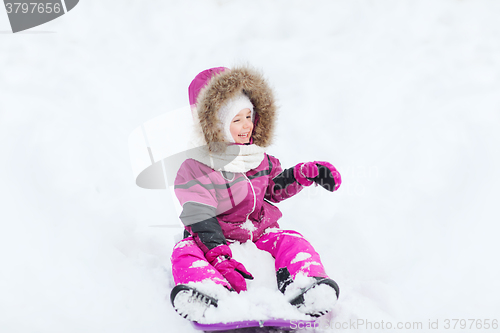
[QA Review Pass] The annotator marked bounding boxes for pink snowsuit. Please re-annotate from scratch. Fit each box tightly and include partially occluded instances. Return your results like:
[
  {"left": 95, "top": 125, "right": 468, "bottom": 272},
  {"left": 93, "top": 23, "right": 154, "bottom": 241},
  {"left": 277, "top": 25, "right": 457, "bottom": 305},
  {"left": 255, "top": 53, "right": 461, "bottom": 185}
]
[
  {"left": 171, "top": 155, "right": 329, "bottom": 290},
  {"left": 170, "top": 66, "right": 330, "bottom": 292}
]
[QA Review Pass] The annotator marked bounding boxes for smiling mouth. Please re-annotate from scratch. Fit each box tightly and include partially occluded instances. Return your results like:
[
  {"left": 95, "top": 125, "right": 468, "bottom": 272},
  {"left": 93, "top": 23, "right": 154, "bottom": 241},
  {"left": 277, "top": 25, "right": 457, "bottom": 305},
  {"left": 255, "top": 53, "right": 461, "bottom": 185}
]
[{"left": 238, "top": 133, "right": 250, "bottom": 138}]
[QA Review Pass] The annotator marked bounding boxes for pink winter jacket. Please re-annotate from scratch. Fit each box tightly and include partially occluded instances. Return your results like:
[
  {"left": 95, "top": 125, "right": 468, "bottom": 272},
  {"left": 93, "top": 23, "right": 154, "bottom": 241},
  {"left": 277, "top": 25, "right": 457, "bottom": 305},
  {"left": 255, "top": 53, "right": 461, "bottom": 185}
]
[{"left": 174, "top": 153, "right": 304, "bottom": 253}]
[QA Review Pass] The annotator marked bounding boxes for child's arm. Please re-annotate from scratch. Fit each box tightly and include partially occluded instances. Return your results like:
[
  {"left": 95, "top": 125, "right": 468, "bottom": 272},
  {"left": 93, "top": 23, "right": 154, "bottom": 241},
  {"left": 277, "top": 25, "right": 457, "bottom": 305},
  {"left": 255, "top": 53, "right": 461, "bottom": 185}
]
[
  {"left": 174, "top": 159, "right": 226, "bottom": 253},
  {"left": 265, "top": 155, "right": 342, "bottom": 203},
  {"left": 265, "top": 154, "right": 305, "bottom": 202},
  {"left": 175, "top": 159, "right": 253, "bottom": 292}
]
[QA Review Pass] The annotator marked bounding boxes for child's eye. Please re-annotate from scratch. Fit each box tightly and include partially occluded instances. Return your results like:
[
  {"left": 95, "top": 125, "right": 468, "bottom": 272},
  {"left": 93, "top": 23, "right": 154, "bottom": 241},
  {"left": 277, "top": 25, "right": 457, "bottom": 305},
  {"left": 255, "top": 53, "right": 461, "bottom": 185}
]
[
  {"left": 246, "top": 116, "right": 251, "bottom": 119},
  {"left": 233, "top": 119, "right": 240, "bottom": 123}
]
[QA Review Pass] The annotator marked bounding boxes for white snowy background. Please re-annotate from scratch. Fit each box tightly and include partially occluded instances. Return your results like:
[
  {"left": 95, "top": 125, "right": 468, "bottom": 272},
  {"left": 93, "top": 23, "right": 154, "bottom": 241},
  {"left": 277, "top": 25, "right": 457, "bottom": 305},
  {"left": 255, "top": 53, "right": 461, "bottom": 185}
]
[{"left": 1, "top": 0, "right": 499, "bottom": 332}]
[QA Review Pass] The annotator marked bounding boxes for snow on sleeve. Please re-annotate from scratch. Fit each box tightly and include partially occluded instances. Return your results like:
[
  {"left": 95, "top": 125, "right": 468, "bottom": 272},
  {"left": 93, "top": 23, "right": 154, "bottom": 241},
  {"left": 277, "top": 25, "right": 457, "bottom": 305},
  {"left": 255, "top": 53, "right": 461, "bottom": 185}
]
[
  {"left": 190, "top": 260, "right": 209, "bottom": 268},
  {"left": 291, "top": 252, "right": 312, "bottom": 264}
]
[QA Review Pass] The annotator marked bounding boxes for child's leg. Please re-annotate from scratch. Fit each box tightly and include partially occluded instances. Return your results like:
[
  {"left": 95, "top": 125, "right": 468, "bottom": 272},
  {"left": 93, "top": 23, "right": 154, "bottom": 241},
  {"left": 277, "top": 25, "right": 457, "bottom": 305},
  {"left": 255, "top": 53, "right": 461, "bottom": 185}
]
[
  {"left": 255, "top": 229, "right": 329, "bottom": 291},
  {"left": 171, "top": 237, "right": 231, "bottom": 290}
]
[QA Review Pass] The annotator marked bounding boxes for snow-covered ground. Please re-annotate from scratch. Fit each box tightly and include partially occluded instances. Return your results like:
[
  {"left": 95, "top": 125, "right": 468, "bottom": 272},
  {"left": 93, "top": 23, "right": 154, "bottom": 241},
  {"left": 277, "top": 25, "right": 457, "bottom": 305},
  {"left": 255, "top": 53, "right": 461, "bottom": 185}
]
[{"left": 1, "top": 1, "right": 500, "bottom": 332}]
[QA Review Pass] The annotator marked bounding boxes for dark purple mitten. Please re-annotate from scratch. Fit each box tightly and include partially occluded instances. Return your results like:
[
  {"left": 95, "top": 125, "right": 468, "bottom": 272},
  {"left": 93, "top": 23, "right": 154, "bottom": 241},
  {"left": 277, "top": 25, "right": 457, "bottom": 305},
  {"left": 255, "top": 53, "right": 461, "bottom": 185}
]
[
  {"left": 206, "top": 245, "right": 253, "bottom": 293},
  {"left": 294, "top": 161, "right": 341, "bottom": 192},
  {"left": 314, "top": 161, "right": 341, "bottom": 192},
  {"left": 293, "top": 162, "right": 318, "bottom": 186}
]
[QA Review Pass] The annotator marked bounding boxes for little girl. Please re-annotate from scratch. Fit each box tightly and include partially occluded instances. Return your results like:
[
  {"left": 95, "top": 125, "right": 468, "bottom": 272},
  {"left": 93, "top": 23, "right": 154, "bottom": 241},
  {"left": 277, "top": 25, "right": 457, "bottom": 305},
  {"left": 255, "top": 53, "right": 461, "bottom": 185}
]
[{"left": 170, "top": 66, "right": 342, "bottom": 321}]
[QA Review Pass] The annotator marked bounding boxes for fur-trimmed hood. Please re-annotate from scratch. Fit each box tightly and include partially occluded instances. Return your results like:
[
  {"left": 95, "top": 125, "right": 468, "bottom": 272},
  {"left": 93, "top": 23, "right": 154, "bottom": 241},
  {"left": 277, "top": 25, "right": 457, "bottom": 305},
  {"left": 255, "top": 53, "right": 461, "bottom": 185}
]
[{"left": 188, "top": 66, "right": 277, "bottom": 153}]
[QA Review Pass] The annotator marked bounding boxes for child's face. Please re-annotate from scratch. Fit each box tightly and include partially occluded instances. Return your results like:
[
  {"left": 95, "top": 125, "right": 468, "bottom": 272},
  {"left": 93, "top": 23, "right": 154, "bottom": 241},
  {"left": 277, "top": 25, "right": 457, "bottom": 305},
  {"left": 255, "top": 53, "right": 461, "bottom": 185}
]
[{"left": 230, "top": 108, "right": 253, "bottom": 144}]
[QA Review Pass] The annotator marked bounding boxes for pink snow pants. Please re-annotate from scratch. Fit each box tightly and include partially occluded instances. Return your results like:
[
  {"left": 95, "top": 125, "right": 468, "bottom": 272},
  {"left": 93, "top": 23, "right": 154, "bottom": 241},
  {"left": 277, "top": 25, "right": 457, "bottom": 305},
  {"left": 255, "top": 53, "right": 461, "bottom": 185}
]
[{"left": 171, "top": 229, "right": 328, "bottom": 290}]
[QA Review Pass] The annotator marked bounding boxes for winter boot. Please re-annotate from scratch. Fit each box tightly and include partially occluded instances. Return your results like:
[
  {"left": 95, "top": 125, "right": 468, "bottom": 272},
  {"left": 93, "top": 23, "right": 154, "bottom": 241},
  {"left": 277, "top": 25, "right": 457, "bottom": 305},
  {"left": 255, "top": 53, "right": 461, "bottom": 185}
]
[
  {"left": 170, "top": 284, "right": 218, "bottom": 321},
  {"left": 289, "top": 277, "right": 340, "bottom": 317}
]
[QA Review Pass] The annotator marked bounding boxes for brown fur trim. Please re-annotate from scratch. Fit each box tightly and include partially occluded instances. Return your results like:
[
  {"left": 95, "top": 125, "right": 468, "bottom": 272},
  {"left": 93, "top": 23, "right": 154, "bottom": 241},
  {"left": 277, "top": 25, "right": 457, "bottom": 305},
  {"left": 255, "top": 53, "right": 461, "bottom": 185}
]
[{"left": 195, "top": 66, "right": 277, "bottom": 153}]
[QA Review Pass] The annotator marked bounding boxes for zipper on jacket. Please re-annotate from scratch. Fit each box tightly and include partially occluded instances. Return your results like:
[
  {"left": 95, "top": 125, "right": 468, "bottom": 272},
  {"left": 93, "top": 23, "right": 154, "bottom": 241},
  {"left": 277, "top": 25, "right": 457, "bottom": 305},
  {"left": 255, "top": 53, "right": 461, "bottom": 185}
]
[{"left": 243, "top": 173, "right": 257, "bottom": 241}]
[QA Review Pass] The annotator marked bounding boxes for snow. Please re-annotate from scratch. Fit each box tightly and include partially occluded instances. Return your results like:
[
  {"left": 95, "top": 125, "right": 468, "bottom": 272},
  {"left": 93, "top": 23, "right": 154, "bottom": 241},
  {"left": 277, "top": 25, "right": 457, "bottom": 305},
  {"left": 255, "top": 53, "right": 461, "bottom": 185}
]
[
  {"left": 190, "top": 260, "right": 209, "bottom": 268},
  {"left": 241, "top": 218, "right": 258, "bottom": 233},
  {"left": 291, "top": 252, "right": 312, "bottom": 264},
  {"left": 298, "top": 284, "right": 338, "bottom": 315},
  {"left": 1, "top": 0, "right": 500, "bottom": 332},
  {"left": 197, "top": 242, "right": 312, "bottom": 324}
]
